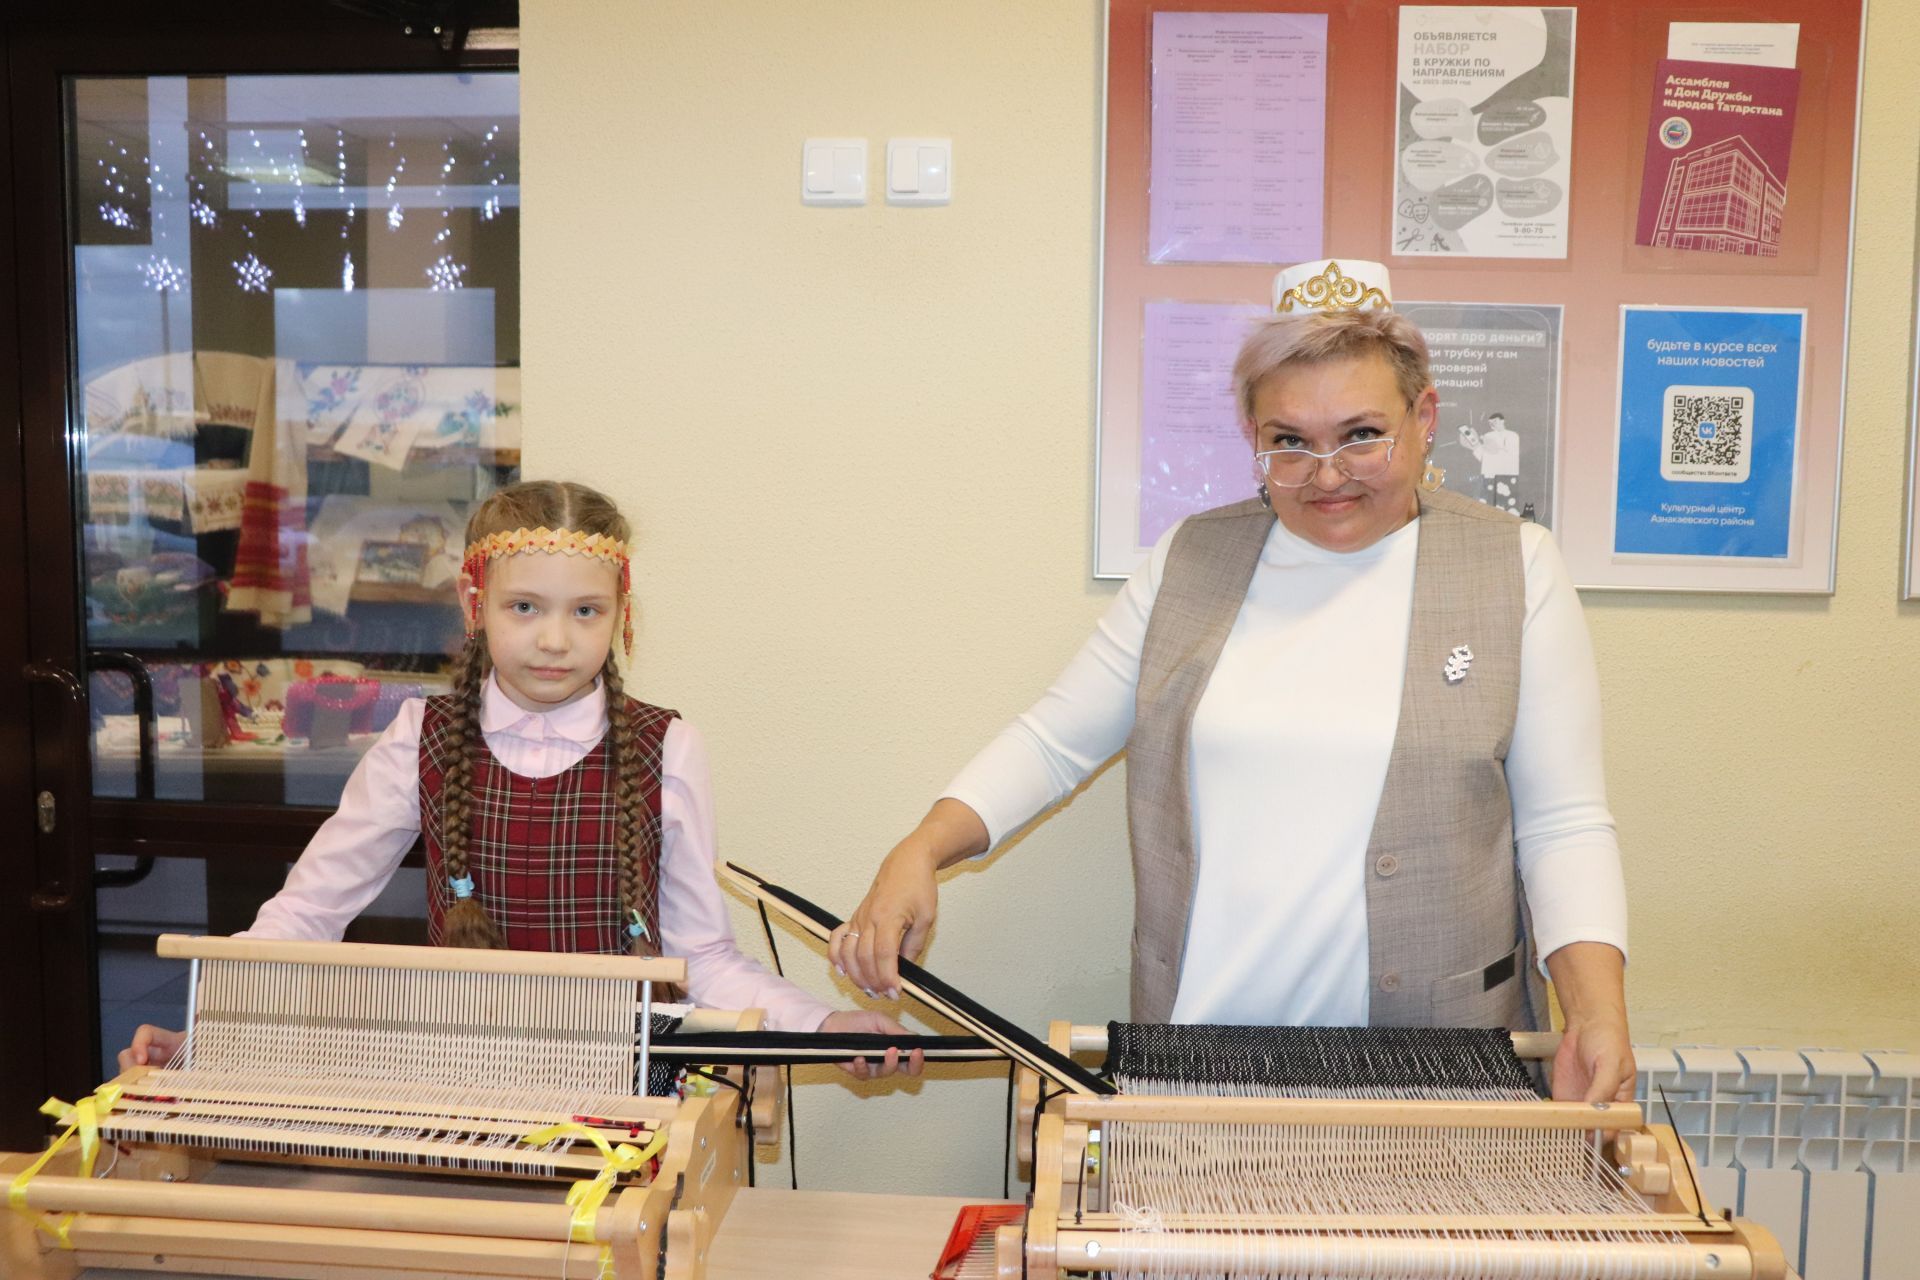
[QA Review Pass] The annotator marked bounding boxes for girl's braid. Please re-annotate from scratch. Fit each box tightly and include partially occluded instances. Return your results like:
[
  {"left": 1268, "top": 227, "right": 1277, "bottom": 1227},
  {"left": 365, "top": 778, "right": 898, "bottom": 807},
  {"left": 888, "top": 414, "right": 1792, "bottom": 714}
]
[
  {"left": 600, "top": 652, "right": 651, "bottom": 956},
  {"left": 439, "top": 634, "right": 505, "bottom": 949}
]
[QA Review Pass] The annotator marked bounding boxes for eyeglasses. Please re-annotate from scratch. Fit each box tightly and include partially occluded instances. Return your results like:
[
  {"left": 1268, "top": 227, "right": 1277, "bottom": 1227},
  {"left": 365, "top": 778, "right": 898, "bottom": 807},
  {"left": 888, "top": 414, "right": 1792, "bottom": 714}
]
[{"left": 1253, "top": 408, "right": 1413, "bottom": 489}]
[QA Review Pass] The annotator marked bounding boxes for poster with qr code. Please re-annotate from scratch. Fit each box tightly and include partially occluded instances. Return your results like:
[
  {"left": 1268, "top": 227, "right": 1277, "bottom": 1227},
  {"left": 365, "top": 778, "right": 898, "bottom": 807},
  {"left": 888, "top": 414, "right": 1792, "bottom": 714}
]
[
  {"left": 1658, "top": 387, "right": 1753, "bottom": 484},
  {"left": 1613, "top": 306, "right": 1804, "bottom": 559}
]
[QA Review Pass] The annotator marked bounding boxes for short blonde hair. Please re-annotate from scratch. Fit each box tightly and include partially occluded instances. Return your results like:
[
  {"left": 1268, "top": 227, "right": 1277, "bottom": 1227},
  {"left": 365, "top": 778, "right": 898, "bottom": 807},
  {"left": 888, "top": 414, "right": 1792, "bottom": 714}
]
[{"left": 1231, "top": 310, "right": 1432, "bottom": 424}]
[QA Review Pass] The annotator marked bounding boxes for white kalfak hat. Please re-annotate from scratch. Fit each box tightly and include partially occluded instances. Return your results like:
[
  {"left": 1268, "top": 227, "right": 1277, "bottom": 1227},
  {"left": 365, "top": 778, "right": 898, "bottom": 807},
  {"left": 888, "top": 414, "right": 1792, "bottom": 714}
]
[{"left": 1271, "top": 258, "right": 1394, "bottom": 314}]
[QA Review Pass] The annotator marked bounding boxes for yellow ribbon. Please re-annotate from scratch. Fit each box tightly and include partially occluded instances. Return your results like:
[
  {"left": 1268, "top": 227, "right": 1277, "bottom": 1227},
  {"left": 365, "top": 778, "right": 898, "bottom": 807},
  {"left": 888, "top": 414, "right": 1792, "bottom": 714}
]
[
  {"left": 521, "top": 1120, "right": 669, "bottom": 1277},
  {"left": 8, "top": 1083, "right": 125, "bottom": 1248}
]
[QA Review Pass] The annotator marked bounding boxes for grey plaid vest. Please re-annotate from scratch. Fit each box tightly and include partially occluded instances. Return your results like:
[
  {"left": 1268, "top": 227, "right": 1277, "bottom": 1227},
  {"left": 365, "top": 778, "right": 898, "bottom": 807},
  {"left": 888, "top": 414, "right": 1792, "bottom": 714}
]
[{"left": 1123, "top": 488, "right": 1547, "bottom": 1031}]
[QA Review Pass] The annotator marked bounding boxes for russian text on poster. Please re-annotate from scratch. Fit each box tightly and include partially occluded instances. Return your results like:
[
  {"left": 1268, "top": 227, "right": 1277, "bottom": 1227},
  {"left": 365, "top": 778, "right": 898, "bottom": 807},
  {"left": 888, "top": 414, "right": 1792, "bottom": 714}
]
[
  {"left": 1393, "top": 6, "right": 1576, "bottom": 259},
  {"left": 1399, "top": 302, "right": 1562, "bottom": 528},
  {"left": 1612, "top": 306, "right": 1805, "bottom": 559},
  {"left": 1148, "top": 12, "right": 1328, "bottom": 265}
]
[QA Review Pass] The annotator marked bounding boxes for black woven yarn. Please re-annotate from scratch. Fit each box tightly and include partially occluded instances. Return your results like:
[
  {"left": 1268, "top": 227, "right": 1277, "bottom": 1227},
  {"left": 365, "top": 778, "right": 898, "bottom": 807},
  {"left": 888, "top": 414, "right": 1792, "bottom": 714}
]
[
  {"left": 1107, "top": 1023, "right": 1541, "bottom": 1096},
  {"left": 633, "top": 1012, "right": 685, "bottom": 1097}
]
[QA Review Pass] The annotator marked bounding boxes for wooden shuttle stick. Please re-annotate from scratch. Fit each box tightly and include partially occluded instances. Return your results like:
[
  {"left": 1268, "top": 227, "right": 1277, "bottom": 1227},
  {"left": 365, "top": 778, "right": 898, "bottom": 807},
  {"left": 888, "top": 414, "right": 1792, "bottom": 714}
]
[
  {"left": 720, "top": 863, "right": 1113, "bottom": 1096},
  {"left": 647, "top": 1030, "right": 999, "bottom": 1064},
  {"left": 1059, "top": 1094, "right": 1643, "bottom": 1130},
  {"left": 14, "top": 1175, "right": 580, "bottom": 1240},
  {"left": 158, "top": 933, "right": 687, "bottom": 984},
  {"left": 1048, "top": 1231, "right": 1757, "bottom": 1278}
]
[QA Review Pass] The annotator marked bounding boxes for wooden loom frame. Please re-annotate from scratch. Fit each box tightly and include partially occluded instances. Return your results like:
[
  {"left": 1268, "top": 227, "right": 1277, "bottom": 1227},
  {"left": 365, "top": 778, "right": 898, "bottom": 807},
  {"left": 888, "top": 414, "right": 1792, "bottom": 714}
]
[
  {"left": 719, "top": 863, "right": 1793, "bottom": 1277},
  {"left": 2, "top": 936, "right": 774, "bottom": 1280},
  {"left": 1005, "top": 1021, "right": 1790, "bottom": 1279}
]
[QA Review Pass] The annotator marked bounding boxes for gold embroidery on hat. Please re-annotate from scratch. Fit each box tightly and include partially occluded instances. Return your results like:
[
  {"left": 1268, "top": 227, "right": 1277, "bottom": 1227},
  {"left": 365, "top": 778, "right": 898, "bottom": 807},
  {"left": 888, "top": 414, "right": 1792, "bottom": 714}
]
[{"left": 1276, "top": 260, "right": 1390, "bottom": 314}]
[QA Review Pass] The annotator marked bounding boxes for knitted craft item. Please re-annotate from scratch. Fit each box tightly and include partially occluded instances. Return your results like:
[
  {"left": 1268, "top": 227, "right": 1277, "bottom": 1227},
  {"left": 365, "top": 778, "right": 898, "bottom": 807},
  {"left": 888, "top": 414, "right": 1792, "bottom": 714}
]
[{"left": 461, "top": 526, "right": 633, "bottom": 655}]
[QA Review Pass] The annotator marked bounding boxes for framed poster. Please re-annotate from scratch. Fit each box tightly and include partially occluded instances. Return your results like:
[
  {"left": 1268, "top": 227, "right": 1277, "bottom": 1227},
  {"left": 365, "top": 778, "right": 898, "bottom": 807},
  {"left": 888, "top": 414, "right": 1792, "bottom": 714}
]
[
  {"left": 1393, "top": 7, "right": 1577, "bottom": 260},
  {"left": 1095, "top": 0, "right": 1864, "bottom": 590},
  {"left": 1398, "top": 301, "right": 1563, "bottom": 527},
  {"left": 1908, "top": 219, "right": 1920, "bottom": 599},
  {"left": 1611, "top": 306, "right": 1804, "bottom": 562}
]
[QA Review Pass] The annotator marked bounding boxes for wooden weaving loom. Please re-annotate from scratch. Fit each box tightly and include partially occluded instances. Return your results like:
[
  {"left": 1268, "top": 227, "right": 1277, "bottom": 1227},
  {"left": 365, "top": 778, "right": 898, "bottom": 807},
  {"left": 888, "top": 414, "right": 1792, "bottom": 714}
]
[
  {"left": 4, "top": 935, "right": 770, "bottom": 1280},
  {"left": 724, "top": 863, "right": 1790, "bottom": 1280}
]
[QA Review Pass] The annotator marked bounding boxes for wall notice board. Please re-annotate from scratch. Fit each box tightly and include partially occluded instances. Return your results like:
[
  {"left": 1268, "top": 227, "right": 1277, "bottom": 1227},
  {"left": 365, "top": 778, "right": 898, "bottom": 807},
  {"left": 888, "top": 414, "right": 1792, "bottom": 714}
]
[
  {"left": 1094, "top": 0, "right": 1865, "bottom": 591},
  {"left": 1908, "top": 199, "right": 1920, "bottom": 601}
]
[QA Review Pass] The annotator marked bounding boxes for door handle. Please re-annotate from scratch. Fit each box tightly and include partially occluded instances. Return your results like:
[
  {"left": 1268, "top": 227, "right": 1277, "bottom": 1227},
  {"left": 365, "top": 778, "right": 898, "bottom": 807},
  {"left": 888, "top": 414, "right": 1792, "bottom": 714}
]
[
  {"left": 23, "top": 660, "right": 87, "bottom": 912},
  {"left": 88, "top": 651, "right": 154, "bottom": 800},
  {"left": 87, "top": 651, "right": 157, "bottom": 890}
]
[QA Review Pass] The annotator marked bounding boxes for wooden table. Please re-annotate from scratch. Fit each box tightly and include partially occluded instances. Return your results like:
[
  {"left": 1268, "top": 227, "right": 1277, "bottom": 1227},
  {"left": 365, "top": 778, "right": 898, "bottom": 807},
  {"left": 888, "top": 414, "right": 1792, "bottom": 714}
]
[{"left": 710, "top": 1189, "right": 988, "bottom": 1278}]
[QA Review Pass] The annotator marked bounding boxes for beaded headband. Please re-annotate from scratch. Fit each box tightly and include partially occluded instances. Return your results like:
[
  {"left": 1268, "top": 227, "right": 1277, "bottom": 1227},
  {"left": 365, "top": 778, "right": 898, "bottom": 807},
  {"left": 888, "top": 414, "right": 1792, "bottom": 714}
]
[{"left": 460, "top": 526, "right": 633, "bottom": 656}]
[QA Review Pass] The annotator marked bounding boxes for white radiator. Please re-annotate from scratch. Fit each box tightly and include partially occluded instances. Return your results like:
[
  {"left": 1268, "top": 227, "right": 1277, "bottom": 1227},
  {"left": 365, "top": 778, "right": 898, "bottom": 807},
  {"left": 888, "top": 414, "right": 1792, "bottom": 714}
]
[{"left": 1636, "top": 1046, "right": 1920, "bottom": 1280}]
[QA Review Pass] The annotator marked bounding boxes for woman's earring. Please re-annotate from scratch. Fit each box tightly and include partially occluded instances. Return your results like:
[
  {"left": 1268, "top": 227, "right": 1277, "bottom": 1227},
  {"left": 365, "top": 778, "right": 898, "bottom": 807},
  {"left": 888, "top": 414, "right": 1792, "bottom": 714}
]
[
  {"left": 1256, "top": 481, "right": 1271, "bottom": 510},
  {"left": 1420, "top": 459, "right": 1445, "bottom": 493}
]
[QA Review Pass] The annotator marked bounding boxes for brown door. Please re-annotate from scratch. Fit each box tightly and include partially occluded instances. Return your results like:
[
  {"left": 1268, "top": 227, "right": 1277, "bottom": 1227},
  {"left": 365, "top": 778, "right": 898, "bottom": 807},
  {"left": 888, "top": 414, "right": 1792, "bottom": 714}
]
[{"left": 2, "top": 5, "right": 519, "bottom": 1147}]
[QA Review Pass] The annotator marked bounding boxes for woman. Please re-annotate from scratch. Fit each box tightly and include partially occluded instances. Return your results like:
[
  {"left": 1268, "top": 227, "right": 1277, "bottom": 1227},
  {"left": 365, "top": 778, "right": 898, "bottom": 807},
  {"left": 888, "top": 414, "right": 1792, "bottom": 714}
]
[{"left": 834, "top": 261, "right": 1633, "bottom": 1102}]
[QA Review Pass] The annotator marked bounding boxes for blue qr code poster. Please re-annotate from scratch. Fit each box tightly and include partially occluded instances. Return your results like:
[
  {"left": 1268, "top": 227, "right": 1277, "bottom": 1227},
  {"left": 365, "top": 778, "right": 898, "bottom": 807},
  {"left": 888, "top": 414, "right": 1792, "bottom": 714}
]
[{"left": 1613, "top": 306, "right": 1804, "bottom": 558}]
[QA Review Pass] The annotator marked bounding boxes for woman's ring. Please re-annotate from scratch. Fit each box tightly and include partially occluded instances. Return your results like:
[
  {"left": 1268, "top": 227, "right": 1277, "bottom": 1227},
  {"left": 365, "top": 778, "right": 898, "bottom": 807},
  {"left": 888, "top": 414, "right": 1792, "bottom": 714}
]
[{"left": 847, "top": 930, "right": 861, "bottom": 940}]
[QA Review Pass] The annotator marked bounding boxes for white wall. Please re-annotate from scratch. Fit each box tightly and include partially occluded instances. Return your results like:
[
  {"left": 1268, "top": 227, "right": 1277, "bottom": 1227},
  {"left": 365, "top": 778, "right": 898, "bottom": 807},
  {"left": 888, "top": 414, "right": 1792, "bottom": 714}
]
[{"left": 524, "top": 0, "right": 1920, "bottom": 1195}]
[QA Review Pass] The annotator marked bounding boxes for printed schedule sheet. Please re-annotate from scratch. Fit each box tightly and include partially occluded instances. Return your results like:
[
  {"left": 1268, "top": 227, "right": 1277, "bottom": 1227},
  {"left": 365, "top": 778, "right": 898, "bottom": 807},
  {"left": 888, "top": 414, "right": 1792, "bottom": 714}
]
[{"left": 1148, "top": 11, "right": 1328, "bottom": 264}]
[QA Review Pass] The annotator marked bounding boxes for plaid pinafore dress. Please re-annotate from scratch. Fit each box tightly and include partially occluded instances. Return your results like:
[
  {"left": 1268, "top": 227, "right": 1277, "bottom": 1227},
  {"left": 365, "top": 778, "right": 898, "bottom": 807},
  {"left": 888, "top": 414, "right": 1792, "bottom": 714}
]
[{"left": 418, "top": 693, "right": 680, "bottom": 1092}]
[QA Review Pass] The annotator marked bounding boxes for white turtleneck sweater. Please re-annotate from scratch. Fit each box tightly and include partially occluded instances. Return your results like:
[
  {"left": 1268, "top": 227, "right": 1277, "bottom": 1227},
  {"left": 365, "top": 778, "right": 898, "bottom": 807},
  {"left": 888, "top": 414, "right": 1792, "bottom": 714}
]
[{"left": 944, "top": 514, "right": 1626, "bottom": 1026}]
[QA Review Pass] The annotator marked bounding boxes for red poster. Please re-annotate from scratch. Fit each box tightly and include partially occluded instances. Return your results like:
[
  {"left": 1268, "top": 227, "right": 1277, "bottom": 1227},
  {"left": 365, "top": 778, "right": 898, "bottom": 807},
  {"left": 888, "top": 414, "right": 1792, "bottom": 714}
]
[{"left": 1634, "top": 58, "right": 1801, "bottom": 258}]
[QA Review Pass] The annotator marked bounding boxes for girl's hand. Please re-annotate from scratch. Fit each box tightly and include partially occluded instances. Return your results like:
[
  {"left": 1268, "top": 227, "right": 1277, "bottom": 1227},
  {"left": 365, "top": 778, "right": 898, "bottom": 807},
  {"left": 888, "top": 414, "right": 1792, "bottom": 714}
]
[
  {"left": 118, "top": 1024, "right": 184, "bottom": 1074},
  {"left": 830, "top": 838, "right": 942, "bottom": 1000},
  {"left": 819, "top": 1009, "right": 926, "bottom": 1080}
]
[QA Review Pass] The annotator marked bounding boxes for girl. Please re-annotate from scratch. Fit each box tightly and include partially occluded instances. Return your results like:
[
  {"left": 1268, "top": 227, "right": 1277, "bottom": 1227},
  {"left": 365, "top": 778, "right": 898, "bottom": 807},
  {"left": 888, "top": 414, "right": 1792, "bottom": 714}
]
[{"left": 124, "top": 480, "right": 917, "bottom": 1080}]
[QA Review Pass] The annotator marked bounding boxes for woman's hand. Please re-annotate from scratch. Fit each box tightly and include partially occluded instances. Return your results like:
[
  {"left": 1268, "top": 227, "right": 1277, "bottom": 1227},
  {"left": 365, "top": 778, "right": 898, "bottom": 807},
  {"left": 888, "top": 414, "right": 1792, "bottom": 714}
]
[
  {"left": 1552, "top": 1010, "right": 1636, "bottom": 1103},
  {"left": 819, "top": 1008, "right": 926, "bottom": 1081},
  {"left": 117, "top": 1024, "right": 184, "bottom": 1074},
  {"left": 829, "top": 799, "right": 988, "bottom": 1000},
  {"left": 1544, "top": 941, "right": 1635, "bottom": 1103},
  {"left": 830, "top": 840, "right": 939, "bottom": 999}
]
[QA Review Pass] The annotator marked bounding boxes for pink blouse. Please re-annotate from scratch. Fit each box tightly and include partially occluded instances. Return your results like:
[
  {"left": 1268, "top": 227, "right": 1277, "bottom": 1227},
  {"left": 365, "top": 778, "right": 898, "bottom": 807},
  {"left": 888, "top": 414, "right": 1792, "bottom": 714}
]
[{"left": 242, "top": 674, "right": 832, "bottom": 1032}]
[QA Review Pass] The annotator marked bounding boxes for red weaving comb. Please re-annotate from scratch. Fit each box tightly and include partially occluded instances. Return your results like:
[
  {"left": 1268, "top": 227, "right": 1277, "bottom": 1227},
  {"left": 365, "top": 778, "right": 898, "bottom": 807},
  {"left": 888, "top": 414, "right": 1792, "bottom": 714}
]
[{"left": 931, "top": 1204, "right": 1026, "bottom": 1279}]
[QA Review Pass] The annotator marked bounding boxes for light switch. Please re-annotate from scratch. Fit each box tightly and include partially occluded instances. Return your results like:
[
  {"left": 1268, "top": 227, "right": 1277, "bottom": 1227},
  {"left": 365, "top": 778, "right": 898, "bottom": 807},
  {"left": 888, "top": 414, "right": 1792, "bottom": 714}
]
[
  {"left": 886, "top": 137, "right": 950, "bottom": 205},
  {"left": 833, "top": 145, "right": 862, "bottom": 189},
  {"left": 802, "top": 138, "right": 866, "bottom": 206},
  {"left": 888, "top": 142, "right": 918, "bottom": 194},
  {"left": 804, "top": 145, "right": 834, "bottom": 195},
  {"left": 917, "top": 145, "right": 947, "bottom": 196}
]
